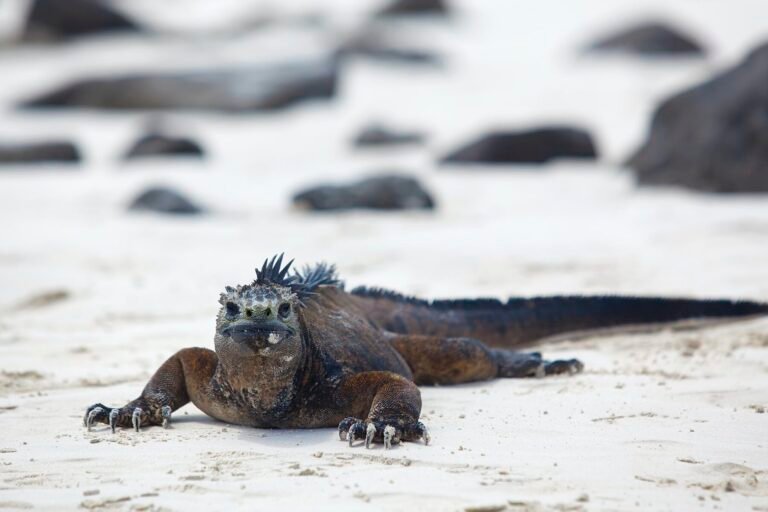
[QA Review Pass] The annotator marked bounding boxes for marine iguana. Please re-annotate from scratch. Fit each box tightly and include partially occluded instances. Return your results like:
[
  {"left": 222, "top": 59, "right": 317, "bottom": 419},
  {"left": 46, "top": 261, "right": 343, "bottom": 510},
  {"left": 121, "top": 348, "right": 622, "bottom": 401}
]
[{"left": 83, "top": 254, "right": 768, "bottom": 448}]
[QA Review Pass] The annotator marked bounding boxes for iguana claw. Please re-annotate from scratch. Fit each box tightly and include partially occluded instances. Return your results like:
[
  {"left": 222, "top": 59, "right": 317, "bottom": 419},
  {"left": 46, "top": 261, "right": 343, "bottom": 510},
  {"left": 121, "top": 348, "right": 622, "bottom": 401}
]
[
  {"left": 132, "top": 408, "right": 143, "bottom": 432},
  {"left": 339, "top": 417, "right": 365, "bottom": 445},
  {"left": 420, "top": 422, "right": 431, "bottom": 445},
  {"left": 543, "top": 358, "right": 584, "bottom": 376},
  {"left": 109, "top": 409, "right": 119, "bottom": 433},
  {"left": 83, "top": 402, "right": 169, "bottom": 433},
  {"left": 365, "top": 423, "right": 376, "bottom": 449},
  {"left": 161, "top": 405, "right": 172, "bottom": 429},
  {"left": 338, "top": 417, "right": 429, "bottom": 448},
  {"left": 85, "top": 407, "right": 103, "bottom": 432},
  {"left": 383, "top": 425, "right": 396, "bottom": 449}
]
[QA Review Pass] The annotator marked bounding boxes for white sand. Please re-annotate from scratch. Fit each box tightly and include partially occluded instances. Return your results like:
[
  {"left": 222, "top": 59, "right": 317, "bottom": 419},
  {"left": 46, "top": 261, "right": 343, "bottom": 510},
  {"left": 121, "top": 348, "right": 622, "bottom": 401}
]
[{"left": 1, "top": 0, "right": 768, "bottom": 510}]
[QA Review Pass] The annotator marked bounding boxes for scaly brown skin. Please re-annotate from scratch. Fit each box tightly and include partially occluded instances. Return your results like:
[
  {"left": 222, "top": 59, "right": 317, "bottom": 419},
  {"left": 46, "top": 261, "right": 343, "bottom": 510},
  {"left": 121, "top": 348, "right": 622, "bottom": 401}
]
[{"left": 83, "top": 254, "right": 768, "bottom": 448}]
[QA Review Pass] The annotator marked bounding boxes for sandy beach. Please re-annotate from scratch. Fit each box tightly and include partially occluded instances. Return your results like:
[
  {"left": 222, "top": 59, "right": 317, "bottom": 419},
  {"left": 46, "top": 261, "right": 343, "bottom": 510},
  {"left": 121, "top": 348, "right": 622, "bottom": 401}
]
[{"left": 1, "top": 0, "right": 768, "bottom": 510}]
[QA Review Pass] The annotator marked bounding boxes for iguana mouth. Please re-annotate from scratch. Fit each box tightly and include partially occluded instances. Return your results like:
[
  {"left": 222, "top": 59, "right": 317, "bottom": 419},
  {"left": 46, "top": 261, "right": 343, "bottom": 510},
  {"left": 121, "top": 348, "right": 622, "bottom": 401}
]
[{"left": 222, "top": 321, "right": 294, "bottom": 347}]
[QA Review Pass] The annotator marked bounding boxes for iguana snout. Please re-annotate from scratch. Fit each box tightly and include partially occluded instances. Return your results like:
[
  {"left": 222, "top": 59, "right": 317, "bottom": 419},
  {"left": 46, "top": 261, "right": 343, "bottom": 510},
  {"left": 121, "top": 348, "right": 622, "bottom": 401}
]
[{"left": 222, "top": 319, "right": 295, "bottom": 348}]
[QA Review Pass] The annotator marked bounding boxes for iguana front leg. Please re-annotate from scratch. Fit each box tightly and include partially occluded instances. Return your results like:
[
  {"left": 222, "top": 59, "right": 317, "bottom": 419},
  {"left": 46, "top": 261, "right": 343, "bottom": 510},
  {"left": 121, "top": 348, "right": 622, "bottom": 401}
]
[
  {"left": 83, "top": 347, "right": 217, "bottom": 432},
  {"left": 336, "top": 371, "right": 429, "bottom": 449}
]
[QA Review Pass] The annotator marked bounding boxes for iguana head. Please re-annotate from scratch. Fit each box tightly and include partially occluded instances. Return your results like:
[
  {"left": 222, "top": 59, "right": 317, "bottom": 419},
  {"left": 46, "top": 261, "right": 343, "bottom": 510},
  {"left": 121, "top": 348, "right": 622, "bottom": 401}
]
[{"left": 215, "top": 254, "right": 339, "bottom": 356}]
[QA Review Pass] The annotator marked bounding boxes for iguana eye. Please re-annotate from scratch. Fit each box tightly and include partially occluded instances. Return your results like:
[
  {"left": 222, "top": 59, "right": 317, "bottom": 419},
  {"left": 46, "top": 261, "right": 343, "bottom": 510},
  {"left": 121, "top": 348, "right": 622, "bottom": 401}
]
[
  {"left": 278, "top": 303, "right": 291, "bottom": 318},
  {"left": 225, "top": 301, "right": 239, "bottom": 316}
]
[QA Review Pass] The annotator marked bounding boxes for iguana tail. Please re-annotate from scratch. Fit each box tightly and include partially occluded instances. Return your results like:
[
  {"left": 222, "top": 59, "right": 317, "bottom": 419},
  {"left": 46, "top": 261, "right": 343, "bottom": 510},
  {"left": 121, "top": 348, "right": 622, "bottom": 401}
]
[{"left": 350, "top": 287, "right": 768, "bottom": 348}]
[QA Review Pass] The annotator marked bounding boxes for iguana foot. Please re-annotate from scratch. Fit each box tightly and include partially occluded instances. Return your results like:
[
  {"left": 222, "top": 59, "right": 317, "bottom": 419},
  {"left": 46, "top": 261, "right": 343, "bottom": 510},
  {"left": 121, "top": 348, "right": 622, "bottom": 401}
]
[
  {"left": 494, "top": 350, "right": 584, "bottom": 378},
  {"left": 338, "top": 417, "right": 430, "bottom": 449},
  {"left": 83, "top": 401, "right": 173, "bottom": 433},
  {"left": 542, "top": 358, "right": 584, "bottom": 376}
]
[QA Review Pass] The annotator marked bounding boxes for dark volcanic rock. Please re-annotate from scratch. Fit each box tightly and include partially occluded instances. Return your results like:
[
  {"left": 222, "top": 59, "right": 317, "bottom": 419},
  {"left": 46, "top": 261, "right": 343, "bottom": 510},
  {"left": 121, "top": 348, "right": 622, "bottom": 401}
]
[
  {"left": 21, "top": 0, "right": 141, "bottom": 43},
  {"left": 336, "top": 32, "right": 441, "bottom": 65},
  {"left": 0, "top": 141, "right": 80, "bottom": 164},
  {"left": 128, "top": 187, "right": 204, "bottom": 215},
  {"left": 628, "top": 42, "right": 768, "bottom": 193},
  {"left": 353, "top": 124, "right": 426, "bottom": 147},
  {"left": 293, "top": 175, "right": 435, "bottom": 211},
  {"left": 587, "top": 21, "right": 704, "bottom": 56},
  {"left": 21, "top": 59, "right": 338, "bottom": 112},
  {"left": 124, "top": 134, "right": 204, "bottom": 160},
  {"left": 376, "top": 0, "right": 449, "bottom": 16},
  {"left": 441, "top": 127, "right": 598, "bottom": 165}
]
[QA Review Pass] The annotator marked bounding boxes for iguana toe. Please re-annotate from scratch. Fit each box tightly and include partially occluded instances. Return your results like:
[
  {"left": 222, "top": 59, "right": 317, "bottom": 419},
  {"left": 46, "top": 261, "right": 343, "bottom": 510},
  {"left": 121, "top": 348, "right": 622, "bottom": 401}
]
[
  {"left": 109, "top": 409, "right": 119, "bottom": 433},
  {"left": 339, "top": 417, "right": 365, "bottom": 444},
  {"left": 544, "top": 358, "right": 584, "bottom": 376},
  {"left": 383, "top": 425, "right": 396, "bottom": 449},
  {"left": 341, "top": 418, "right": 367, "bottom": 446},
  {"left": 365, "top": 423, "right": 377, "bottom": 449},
  {"left": 84, "top": 405, "right": 105, "bottom": 431},
  {"left": 132, "top": 408, "right": 143, "bottom": 432},
  {"left": 415, "top": 421, "right": 430, "bottom": 445},
  {"left": 161, "top": 405, "right": 172, "bottom": 429}
]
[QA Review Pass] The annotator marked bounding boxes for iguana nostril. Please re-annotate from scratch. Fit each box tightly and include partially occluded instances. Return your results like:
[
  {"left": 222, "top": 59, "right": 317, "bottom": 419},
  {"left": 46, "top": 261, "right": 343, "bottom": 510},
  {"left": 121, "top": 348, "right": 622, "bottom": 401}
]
[
  {"left": 264, "top": 307, "right": 272, "bottom": 317},
  {"left": 245, "top": 309, "right": 252, "bottom": 317}
]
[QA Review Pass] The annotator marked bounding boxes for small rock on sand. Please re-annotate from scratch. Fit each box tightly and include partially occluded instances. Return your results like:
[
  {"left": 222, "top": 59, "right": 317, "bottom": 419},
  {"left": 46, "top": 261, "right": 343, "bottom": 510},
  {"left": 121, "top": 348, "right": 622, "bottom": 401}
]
[
  {"left": 124, "top": 134, "right": 205, "bottom": 160},
  {"left": 441, "top": 127, "right": 597, "bottom": 165},
  {"left": 336, "top": 32, "right": 441, "bottom": 65},
  {"left": 585, "top": 21, "right": 705, "bottom": 56},
  {"left": 375, "top": 0, "right": 449, "bottom": 17},
  {"left": 0, "top": 142, "right": 80, "bottom": 165},
  {"left": 352, "top": 124, "right": 427, "bottom": 147},
  {"left": 20, "top": 0, "right": 141, "bottom": 43},
  {"left": 21, "top": 60, "right": 339, "bottom": 113},
  {"left": 293, "top": 174, "right": 435, "bottom": 211},
  {"left": 128, "top": 187, "right": 205, "bottom": 215}
]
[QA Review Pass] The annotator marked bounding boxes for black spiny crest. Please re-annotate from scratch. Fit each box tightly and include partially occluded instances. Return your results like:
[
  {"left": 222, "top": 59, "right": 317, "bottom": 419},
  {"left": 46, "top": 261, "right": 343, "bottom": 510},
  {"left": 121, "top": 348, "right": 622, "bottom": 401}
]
[
  {"left": 255, "top": 253, "right": 297, "bottom": 287},
  {"left": 350, "top": 286, "right": 428, "bottom": 306},
  {"left": 350, "top": 286, "right": 503, "bottom": 309},
  {"left": 252, "top": 254, "right": 341, "bottom": 302},
  {"left": 293, "top": 262, "right": 341, "bottom": 298}
]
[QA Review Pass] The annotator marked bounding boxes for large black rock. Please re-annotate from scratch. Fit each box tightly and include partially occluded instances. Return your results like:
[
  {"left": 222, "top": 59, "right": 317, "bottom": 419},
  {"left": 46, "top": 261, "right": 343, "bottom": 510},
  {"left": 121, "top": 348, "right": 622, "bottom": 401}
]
[
  {"left": 0, "top": 141, "right": 80, "bottom": 164},
  {"left": 628, "top": 42, "right": 768, "bottom": 192},
  {"left": 293, "top": 175, "right": 435, "bottom": 211},
  {"left": 21, "top": 0, "right": 141, "bottom": 43},
  {"left": 128, "top": 187, "right": 204, "bottom": 215},
  {"left": 21, "top": 59, "right": 339, "bottom": 112},
  {"left": 376, "top": 0, "right": 449, "bottom": 16},
  {"left": 441, "top": 127, "right": 598, "bottom": 165},
  {"left": 586, "top": 21, "right": 704, "bottom": 56},
  {"left": 124, "top": 134, "right": 204, "bottom": 160}
]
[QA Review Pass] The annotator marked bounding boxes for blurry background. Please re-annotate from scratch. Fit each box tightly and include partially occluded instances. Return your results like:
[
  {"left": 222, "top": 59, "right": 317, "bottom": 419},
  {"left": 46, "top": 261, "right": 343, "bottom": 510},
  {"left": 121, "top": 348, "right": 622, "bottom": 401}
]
[{"left": 1, "top": 0, "right": 767, "bottom": 371}]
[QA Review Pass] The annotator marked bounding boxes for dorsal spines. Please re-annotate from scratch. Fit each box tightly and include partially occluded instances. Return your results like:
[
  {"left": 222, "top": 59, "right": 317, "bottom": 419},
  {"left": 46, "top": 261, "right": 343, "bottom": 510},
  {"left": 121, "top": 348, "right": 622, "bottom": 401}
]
[
  {"left": 293, "top": 262, "right": 341, "bottom": 298},
  {"left": 255, "top": 253, "right": 297, "bottom": 287}
]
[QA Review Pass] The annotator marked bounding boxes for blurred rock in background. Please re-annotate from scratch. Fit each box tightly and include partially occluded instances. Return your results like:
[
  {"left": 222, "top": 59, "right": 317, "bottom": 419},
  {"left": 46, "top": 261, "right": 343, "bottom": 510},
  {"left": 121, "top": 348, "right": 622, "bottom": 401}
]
[
  {"left": 375, "top": 0, "right": 450, "bottom": 17},
  {"left": 293, "top": 174, "right": 435, "bottom": 211},
  {"left": 441, "top": 127, "right": 598, "bottom": 166},
  {"left": 628, "top": 41, "right": 768, "bottom": 192},
  {"left": 20, "top": 59, "right": 339, "bottom": 112},
  {"left": 128, "top": 186, "right": 205, "bottom": 215},
  {"left": 124, "top": 133, "right": 205, "bottom": 160},
  {"left": 585, "top": 20, "right": 705, "bottom": 56},
  {"left": 336, "top": 29, "right": 442, "bottom": 66},
  {"left": 0, "top": 141, "right": 80, "bottom": 165},
  {"left": 352, "top": 123, "right": 426, "bottom": 148},
  {"left": 20, "top": 0, "right": 142, "bottom": 43}
]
